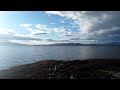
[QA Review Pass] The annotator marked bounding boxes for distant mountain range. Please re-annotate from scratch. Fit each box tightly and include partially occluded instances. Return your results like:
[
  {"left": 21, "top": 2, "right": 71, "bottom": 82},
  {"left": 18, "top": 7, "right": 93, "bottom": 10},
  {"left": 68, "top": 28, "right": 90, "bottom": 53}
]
[{"left": 1, "top": 42, "right": 120, "bottom": 46}]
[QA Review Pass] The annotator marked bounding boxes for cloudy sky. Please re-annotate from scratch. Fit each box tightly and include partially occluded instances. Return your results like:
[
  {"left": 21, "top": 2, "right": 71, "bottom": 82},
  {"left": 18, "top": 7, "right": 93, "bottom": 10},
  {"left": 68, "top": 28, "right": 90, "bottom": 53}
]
[{"left": 0, "top": 11, "right": 120, "bottom": 45}]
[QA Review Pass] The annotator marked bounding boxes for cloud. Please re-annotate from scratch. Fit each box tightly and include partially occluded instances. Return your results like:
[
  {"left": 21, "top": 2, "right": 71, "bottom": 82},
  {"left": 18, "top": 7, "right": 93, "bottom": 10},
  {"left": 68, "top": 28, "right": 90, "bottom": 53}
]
[
  {"left": 0, "top": 28, "right": 17, "bottom": 35},
  {"left": 45, "top": 11, "right": 65, "bottom": 17},
  {"left": 25, "top": 28, "right": 34, "bottom": 32},
  {"left": 0, "top": 25, "right": 75, "bottom": 45},
  {"left": 45, "top": 11, "right": 120, "bottom": 43},
  {"left": 61, "top": 20, "right": 65, "bottom": 23},
  {"left": 70, "top": 22, "right": 79, "bottom": 29},
  {"left": 52, "top": 27, "right": 68, "bottom": 33},
  {"left": 44, "top": 39, "right": 56, "bottom": 42},
  {"left": 2, "top": 11, "right": 120, "bottom": 45},
  {"left": 31, "top": 30, "right": 48, "bottom": 35},
  {"left": 95, "top": 27, "right": 120, "bottom": 36},
  {"left": 35, "top": 24, "right": 47, "bottom": 30},
  {"left": 33, "top": 32, "right": 47, "bottom": 35},
  {"left": 9, "top": 39, "right": 56, "bottom": 45},
  {"left": 20, "top": 23, "right": 76, "bottom": 39},
  {"left": 20, "top": 24, "right": 49, "bottom": 37},
  {"left": 20, "top": 24, "right": 32, "bottom": 28},
  {"left": 0, "top": 34, "right": 41, "bottom": 41},
  {"left": 69, "top": 38, "right": 80, "bottom": 40},
  {"left": 0, "top": 28, "right": 42, "bottom": 41},
  {"left": 62, "top": 32, "right": 79, "bottom": 36},
  {"left": 9, "top": 37, "right": 76, "bottom": 45},
  {"left": 20, "top": 24, "right": 33, "bottom": 32}
]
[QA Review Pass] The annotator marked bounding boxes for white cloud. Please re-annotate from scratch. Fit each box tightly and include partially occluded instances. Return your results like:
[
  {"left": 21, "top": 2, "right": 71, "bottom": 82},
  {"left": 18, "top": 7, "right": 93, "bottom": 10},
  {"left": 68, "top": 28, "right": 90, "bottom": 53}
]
[
  {"left": 62, "top": 32, "right": 79, "bottom": 36},
  {"left": 20, "top": 24, "right": 33, "bottom": 32},
  {"left": 0, "top": 28, "right": 16, "bottom": 35},
  {"left": 20, "top": 23, "right": 77, "bottom": 39},
  {"left": 52, "top": 27, "right": 68, "bottom": 33},
  {"left": 61, "top": 20, "right": 65, "bottom": 23},
  {"left": 20, "top": 24, "right": 32, "bottom": 28},
  {"left": 9, "top": 40, "right": 55, "bottom": 45},
  {"left": 0, "top": 25, "right": 77, "bottom": 45},
  {"left": 46, "top": 11, "right": 81, "bottom": 19},
  {"left": 35, "top": 24, "right": 47, "bottom": 30},
  {"left": 0, "top": 28, "right": 43, "bottom": 42},
  {"left": 45, "top": 11, "right": 65, "bottom": 17},
  {"left": 30, "top": 30, "right": 48, "bottom": 36},
  {"left": 45, "top": 11, "right": 97, "bottom": 36},
  {"left": 26, "top": 28, "right": 34, "bottom": 32},
  {"left": 20, "top": 24, "right": 49, "bottom": 37}
]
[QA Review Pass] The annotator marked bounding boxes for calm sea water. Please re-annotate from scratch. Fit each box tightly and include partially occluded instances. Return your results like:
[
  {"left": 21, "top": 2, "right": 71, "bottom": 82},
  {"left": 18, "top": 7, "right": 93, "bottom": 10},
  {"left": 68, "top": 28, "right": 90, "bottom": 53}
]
[{"left": 0, "top": 46, "right": 120, "bottom": 70}]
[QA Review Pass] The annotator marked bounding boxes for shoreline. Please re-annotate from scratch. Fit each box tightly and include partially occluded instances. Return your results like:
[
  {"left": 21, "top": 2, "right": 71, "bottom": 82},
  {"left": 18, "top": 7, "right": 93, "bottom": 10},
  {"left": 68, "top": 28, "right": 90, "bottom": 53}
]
[{"left": 0, "top": 59, "right": 120, "bottom": 79}]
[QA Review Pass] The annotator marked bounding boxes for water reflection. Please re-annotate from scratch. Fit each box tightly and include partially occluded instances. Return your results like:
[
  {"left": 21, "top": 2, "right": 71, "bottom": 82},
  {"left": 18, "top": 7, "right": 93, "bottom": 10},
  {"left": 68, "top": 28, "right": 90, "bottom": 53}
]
[{"left": 80, "top": 46, "right": 120, "bottom": 59}]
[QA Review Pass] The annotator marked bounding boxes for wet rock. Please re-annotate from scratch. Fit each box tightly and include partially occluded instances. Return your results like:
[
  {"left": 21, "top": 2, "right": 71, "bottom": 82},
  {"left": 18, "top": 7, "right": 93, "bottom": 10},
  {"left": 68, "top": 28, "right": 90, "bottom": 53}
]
[
  {"left": 1, "top": 59, "right": 120, "bottom": 79},
  {"left": 70, "top": 76, "right": 76, "bottom": 79},
  {"left": 111, "top": 72, "right": 120, "bottom": 79}
]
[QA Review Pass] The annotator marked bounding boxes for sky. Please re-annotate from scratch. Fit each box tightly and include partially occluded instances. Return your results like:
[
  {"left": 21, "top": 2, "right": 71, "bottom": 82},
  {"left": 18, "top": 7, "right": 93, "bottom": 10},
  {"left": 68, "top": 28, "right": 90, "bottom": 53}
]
[{"left": 0, "top": 11, "right": 120, "bottom": 45}]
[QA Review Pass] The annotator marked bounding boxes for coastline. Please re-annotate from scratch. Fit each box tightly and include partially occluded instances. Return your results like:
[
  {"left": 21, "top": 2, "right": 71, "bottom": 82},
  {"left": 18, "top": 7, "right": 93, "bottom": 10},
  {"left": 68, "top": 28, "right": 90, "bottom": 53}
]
[{"left": 0, "top": 59, "right": 120, "bottom": 79}]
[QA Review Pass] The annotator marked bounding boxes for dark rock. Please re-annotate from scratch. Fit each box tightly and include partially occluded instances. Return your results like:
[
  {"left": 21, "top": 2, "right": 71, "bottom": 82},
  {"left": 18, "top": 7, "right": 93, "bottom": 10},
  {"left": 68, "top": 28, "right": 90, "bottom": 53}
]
[{"left": 0, "top": 59, "right": 120, "bottom": 79}]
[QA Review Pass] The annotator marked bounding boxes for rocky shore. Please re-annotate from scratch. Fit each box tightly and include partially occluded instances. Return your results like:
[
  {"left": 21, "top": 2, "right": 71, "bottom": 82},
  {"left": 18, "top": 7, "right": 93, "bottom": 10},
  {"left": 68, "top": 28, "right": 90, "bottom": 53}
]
[{"left": 0, "top": 59, "right": 120, "bottom": 79}]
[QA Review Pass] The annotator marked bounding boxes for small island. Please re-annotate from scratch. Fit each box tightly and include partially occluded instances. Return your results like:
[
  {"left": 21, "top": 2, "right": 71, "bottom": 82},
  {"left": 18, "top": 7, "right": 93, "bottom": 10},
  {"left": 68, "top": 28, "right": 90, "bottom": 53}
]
[{"left": 0, "top": 59, "right": 120, "bottom": 79}]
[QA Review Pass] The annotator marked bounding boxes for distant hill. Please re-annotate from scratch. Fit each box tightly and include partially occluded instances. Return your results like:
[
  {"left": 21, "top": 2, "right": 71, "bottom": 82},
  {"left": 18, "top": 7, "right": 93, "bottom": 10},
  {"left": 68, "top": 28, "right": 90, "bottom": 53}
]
[
  {"left": 104, "top": 42, "right": 120, "bottom": 45},
  {"left": 49, "top": 43, "right": 84, "bottom": 46},
  {"left": 1, "top": 42, "right": 120, "bottom": 46},
  {"left": 49, "top": 42, "right": 120, "bottom": 46}
]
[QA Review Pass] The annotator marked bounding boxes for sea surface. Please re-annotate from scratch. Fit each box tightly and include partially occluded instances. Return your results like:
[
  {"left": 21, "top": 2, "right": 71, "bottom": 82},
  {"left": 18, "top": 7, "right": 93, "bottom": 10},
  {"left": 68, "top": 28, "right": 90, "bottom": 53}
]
[{"left": 0, "top": 46, "right": 120, "bottom": 70}]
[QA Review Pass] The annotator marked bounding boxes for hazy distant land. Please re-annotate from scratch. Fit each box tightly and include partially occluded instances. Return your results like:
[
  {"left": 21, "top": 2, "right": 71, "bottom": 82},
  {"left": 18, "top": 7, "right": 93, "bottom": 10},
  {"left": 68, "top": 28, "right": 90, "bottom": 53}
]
[
  {"left": 0, "top": 59, "right": 120, "bottom": 79},
  {"left": 1, "top": 42, "right": 120, "bottom": 46}
]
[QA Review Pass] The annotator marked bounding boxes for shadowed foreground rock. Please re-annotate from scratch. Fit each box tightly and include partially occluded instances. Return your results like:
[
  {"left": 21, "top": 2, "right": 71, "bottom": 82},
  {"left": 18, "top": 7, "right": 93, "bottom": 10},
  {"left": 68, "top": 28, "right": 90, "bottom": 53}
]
[{"left": 0, "top": 59, "right": 120, "bottom": 79}]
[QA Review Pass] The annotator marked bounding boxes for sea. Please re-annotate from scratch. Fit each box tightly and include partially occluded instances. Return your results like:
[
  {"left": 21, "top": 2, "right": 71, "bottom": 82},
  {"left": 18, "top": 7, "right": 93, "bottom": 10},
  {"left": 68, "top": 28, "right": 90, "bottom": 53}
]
[{"left": 0, "top": 45, "right": 120, "bottom": 70}]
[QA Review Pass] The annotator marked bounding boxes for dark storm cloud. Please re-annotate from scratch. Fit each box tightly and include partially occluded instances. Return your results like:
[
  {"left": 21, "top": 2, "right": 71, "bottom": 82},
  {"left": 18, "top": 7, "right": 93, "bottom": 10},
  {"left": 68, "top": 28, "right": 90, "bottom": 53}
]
[{"left": 82, "top": 11, "right": 120, "bottom": 43}]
